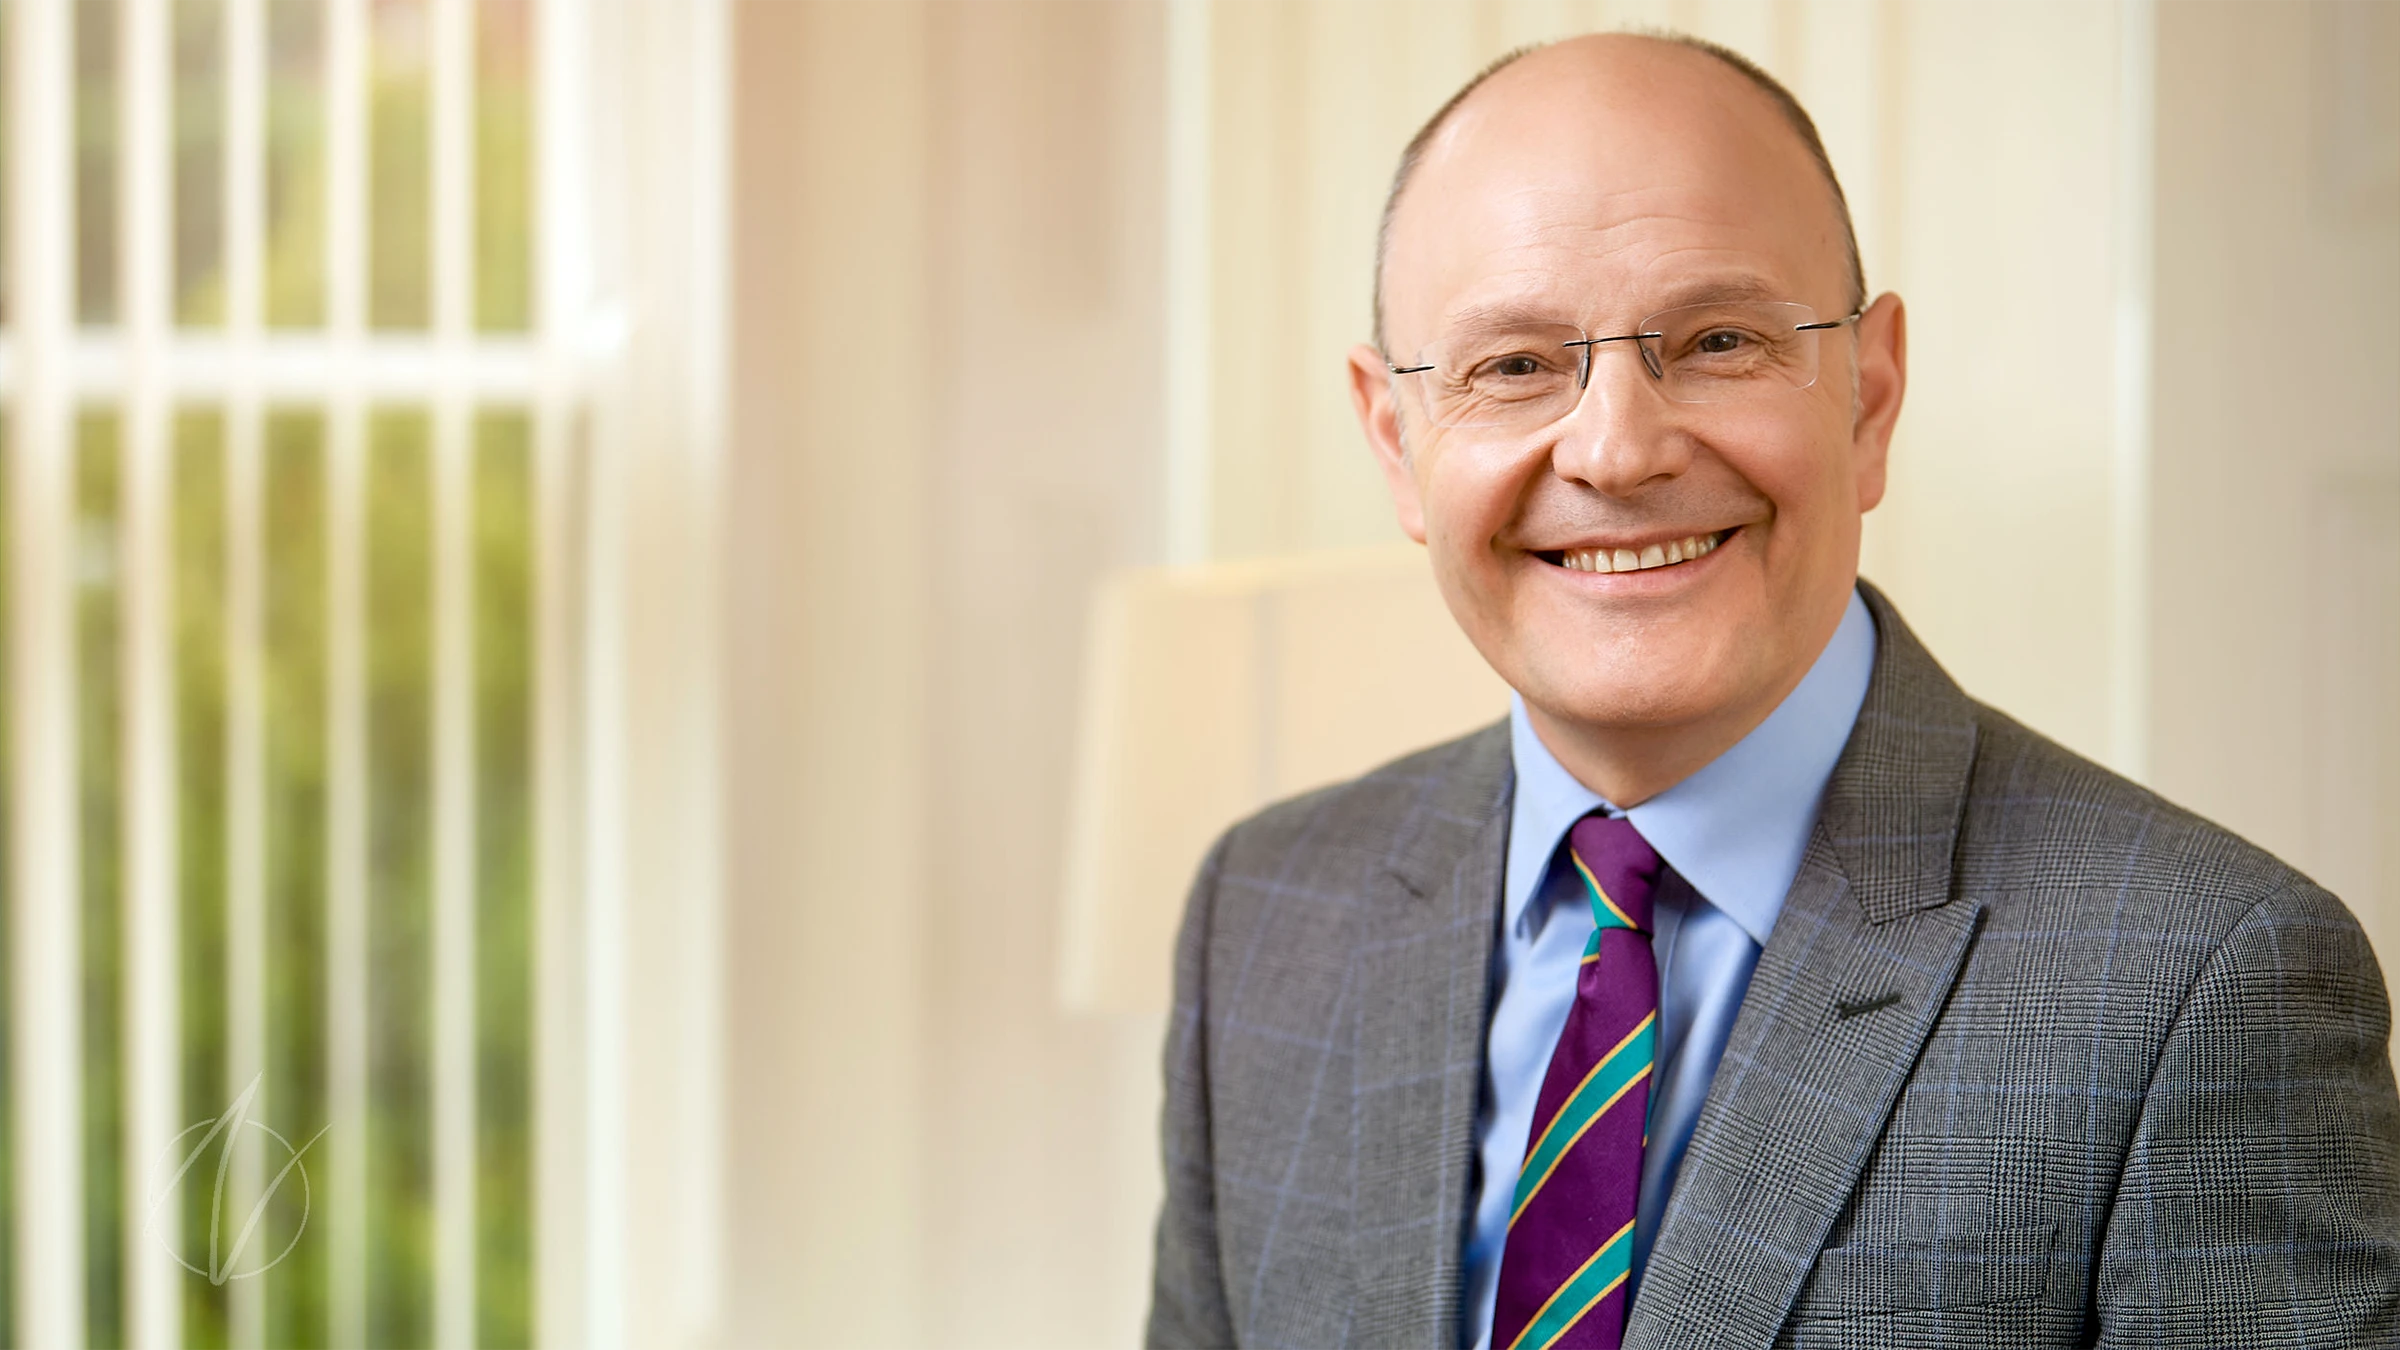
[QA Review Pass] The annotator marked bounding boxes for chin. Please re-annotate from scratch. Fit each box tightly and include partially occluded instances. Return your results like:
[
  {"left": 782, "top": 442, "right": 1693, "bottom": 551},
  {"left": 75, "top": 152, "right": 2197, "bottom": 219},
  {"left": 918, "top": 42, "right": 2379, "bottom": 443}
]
[
  {"left": 1508, "top": 606, "right": 1759, "bottom": 719},
  {"left": 1520, "top": 657, "right": 1740, "bottom": 734}
]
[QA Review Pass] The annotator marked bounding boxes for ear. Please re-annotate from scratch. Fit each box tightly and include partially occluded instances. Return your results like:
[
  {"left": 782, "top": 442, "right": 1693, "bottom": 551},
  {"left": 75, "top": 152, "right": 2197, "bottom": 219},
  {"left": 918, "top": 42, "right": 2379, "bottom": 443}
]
[
  {"left": 1348, "top": 342, "right": 1427, "bottom": 543},
  {"left": 1849, "top": 292, "right": 1907, "bottom": 514}
]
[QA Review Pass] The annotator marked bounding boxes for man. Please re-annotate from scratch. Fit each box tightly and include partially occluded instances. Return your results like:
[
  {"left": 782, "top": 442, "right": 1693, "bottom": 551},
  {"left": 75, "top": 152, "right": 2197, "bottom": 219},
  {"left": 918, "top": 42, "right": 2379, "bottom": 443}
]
[{"left": 1145, "top": 31, "right": 2399, "bottom": 1350}]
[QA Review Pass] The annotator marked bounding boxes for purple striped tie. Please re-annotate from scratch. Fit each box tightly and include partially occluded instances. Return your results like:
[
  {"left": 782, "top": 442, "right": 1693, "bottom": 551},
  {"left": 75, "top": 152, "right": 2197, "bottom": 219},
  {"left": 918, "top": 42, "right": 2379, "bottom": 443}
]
[{"left": 1490, "top": 815, "right": 1663, "bottom": 1350}]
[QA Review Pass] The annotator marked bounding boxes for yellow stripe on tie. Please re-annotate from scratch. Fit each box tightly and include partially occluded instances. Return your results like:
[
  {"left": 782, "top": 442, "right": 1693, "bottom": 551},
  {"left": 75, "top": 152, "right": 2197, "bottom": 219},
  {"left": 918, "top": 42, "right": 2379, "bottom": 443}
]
[
  {"left": 1571, "top": 852, "right": 1640, "bottom": 930},
  {"left": 1500, "top": 1220, "right": 1635, "bottom": 1350}
]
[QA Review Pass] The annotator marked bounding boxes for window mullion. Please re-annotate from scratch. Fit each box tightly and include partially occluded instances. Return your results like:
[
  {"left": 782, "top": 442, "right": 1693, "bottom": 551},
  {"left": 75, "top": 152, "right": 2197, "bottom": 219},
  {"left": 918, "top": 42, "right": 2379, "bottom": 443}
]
[
  {"left": 321, "top": 0, "right": 371, "bottom": 1346},
  {"left": 116, "top": 0, "right": 180, "bottom": 1345},
  {"left": 430, "top": 0, "right": 479, "bottom": 1347},
  {"left": 5, "top": 0, "right": 87, "bottom": 1342}
]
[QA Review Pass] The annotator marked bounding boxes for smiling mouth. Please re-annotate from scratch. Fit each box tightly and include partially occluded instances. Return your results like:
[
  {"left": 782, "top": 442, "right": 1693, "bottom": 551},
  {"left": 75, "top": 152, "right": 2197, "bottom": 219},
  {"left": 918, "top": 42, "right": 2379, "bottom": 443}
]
[{"left": 1537, "top": 528, "right": 1734, "bottom": 574}]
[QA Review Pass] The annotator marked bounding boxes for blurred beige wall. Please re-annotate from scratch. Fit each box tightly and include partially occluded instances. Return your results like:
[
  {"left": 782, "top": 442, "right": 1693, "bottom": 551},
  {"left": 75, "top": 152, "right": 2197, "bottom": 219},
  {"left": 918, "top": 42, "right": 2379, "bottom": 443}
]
[
  {"left": 723, "top": 3, "right": 1168, "bottom": 1347},
  {"left": 719, "top": 3, "right": 2397, "bottom": 1347},
  {"left": 724, "top": 4, "right": 935, "bottom": 1344},
  {"left": 2147, "top": 0, "right": 2400, "bottom": 973}
]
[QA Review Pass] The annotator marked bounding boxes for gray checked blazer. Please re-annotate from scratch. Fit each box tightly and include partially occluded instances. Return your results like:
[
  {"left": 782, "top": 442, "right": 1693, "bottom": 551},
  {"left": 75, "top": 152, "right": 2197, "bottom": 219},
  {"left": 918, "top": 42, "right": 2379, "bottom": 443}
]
[{"left": 1146, "top": 583, "right": 2400, "bottom": 1349}]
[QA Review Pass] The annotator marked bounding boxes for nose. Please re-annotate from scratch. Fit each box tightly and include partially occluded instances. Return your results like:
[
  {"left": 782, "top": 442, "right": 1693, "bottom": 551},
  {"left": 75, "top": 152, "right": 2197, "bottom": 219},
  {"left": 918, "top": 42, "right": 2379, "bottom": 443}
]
[{"left": 1546, "top": 339, "right": 1691, "bottom": 498}]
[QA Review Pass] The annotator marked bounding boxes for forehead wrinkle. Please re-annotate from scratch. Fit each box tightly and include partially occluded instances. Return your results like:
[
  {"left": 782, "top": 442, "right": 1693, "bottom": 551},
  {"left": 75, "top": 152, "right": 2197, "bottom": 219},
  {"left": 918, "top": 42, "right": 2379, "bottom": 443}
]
[
  {"left": 1431, "top": 209, "right": 1703, "bottom": 309},
  {"left": 1422, "top": 217, "right": 1809, "bottom": 336},
  {"left": 1400, "top": 169, "right": 1817, "bottom": 308}
]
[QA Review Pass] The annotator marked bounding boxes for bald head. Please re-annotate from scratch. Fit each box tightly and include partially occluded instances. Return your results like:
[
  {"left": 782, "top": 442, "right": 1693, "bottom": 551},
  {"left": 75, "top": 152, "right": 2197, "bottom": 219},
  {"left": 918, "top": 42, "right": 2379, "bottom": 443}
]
[{"left": 1372, "top": 32, "right": 1863, "bottom": 350}]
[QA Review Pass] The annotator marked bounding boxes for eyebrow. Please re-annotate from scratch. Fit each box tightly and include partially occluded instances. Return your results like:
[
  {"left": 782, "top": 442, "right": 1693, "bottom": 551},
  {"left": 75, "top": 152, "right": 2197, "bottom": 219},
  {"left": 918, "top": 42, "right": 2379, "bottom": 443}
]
[{"left": 1436, "top": 274, "right": 1794, "bottom": 334}]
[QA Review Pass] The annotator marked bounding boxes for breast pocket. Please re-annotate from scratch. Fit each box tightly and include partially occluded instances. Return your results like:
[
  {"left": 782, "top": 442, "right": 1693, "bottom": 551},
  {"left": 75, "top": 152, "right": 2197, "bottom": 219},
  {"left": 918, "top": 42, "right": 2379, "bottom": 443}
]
[{"left": 1789, "top": 1220, "right": 2057, "bottom": 1321}]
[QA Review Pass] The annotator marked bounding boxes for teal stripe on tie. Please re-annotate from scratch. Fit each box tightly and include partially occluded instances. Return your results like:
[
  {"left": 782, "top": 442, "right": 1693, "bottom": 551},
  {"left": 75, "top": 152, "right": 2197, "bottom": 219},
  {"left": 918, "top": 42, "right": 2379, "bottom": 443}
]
[
  {"left": 1570, "top": 852, "right": 1641, "bottom": 931},
  {"left": 1501, "top": 1219, "right": 1635, "bottom": 1350},
  {"left": 1509, "top": 1014, "right": 1656, "bottom": 1225}
]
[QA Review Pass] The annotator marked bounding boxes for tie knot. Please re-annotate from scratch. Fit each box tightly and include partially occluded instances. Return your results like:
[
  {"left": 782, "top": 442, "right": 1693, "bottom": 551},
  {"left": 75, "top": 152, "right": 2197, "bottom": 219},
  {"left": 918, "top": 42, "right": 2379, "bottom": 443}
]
[{"left": 1565, "top": 815, "right": 1662, "bottom": 934}]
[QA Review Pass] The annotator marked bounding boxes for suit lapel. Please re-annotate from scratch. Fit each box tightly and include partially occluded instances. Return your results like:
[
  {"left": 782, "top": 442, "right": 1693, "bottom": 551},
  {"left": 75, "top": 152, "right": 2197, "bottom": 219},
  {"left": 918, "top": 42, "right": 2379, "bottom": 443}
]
[
  {"left": 1349, "top": 725, "right": 1512, "bottom": 1349},
  {"left": 1625, "top": 584, "right": 1988, "bottom": 1349}
]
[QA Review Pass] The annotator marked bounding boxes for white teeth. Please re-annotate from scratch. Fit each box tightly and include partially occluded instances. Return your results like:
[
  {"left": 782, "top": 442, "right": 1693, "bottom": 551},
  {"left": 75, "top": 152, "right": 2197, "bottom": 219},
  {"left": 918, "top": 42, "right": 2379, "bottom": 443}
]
[{"left": 1557, "top": 531, "right": 1725, "bottom": 574}]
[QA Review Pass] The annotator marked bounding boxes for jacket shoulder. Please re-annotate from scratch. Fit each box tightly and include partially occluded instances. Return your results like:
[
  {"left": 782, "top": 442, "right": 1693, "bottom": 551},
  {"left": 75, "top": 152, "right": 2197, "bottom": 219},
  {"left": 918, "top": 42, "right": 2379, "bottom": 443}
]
[
  {"left": 1961, "top": 700, "right": 2345, "bottom": 932},
  {"left": 1206, "top": 718, "right": 1510, "bottom": 889}
]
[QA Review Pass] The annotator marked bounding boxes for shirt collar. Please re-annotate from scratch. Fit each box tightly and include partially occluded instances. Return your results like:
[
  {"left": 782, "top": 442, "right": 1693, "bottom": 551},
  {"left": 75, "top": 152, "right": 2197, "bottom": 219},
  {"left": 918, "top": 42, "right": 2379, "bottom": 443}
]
[{"left": 1503, "top": 587, "right": 1877, "bottom": 947}]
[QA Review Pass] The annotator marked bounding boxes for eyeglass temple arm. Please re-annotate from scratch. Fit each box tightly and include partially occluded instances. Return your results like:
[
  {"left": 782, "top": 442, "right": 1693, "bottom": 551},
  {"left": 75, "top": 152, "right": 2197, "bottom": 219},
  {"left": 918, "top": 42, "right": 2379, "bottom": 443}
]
[{"left": 1793, "top": 310, "right": 1865, "bottom": 331}]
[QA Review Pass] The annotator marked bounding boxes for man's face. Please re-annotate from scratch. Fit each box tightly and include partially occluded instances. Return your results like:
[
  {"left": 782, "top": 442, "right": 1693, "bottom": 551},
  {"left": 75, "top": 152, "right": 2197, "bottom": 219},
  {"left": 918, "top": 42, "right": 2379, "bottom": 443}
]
[{"left": 1350, "top": 39, "right": 1906, "bottom": 762}]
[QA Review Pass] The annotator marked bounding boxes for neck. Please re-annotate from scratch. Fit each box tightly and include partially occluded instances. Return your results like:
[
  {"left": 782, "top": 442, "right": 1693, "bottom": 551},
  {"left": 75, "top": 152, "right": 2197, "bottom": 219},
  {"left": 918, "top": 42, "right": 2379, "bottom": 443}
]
[{"left": 1523, "top": 691, "right": 1794, "bottom": 809}]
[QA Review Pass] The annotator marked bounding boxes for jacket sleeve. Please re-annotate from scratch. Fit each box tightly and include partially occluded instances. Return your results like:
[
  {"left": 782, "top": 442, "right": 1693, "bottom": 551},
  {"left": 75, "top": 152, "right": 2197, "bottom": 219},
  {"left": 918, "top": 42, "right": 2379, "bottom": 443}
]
[
  {"left": 2095, "top": 879, "right": 2400, "bottom": 1346},
  {"left": 1146, "top": 833, "right": 1239, "bottom": 1349}
]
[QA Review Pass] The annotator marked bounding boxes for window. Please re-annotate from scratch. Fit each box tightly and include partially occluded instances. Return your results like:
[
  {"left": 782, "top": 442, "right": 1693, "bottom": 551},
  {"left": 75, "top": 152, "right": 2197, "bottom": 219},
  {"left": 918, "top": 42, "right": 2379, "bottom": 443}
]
[{"left": 1, "top": 2, "right": 724, "bottom": 1346}]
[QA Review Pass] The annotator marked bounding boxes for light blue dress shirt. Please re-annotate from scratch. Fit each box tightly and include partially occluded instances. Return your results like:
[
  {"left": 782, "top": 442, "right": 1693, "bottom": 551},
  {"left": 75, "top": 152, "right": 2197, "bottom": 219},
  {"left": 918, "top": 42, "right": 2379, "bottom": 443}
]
[{"left": 1461, "top": 588, "right": 1877, "bottom": 1349}]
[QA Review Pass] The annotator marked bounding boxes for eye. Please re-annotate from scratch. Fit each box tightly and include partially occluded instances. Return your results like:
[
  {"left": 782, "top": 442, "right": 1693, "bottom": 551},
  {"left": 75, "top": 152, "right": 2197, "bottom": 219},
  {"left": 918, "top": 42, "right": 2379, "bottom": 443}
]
[
  {"left": 1694, "top": 329, "right": 1749, "bottom": 355},
  {"left": 1482, "top": 353, "right": 1547, "bottom": 378}
]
